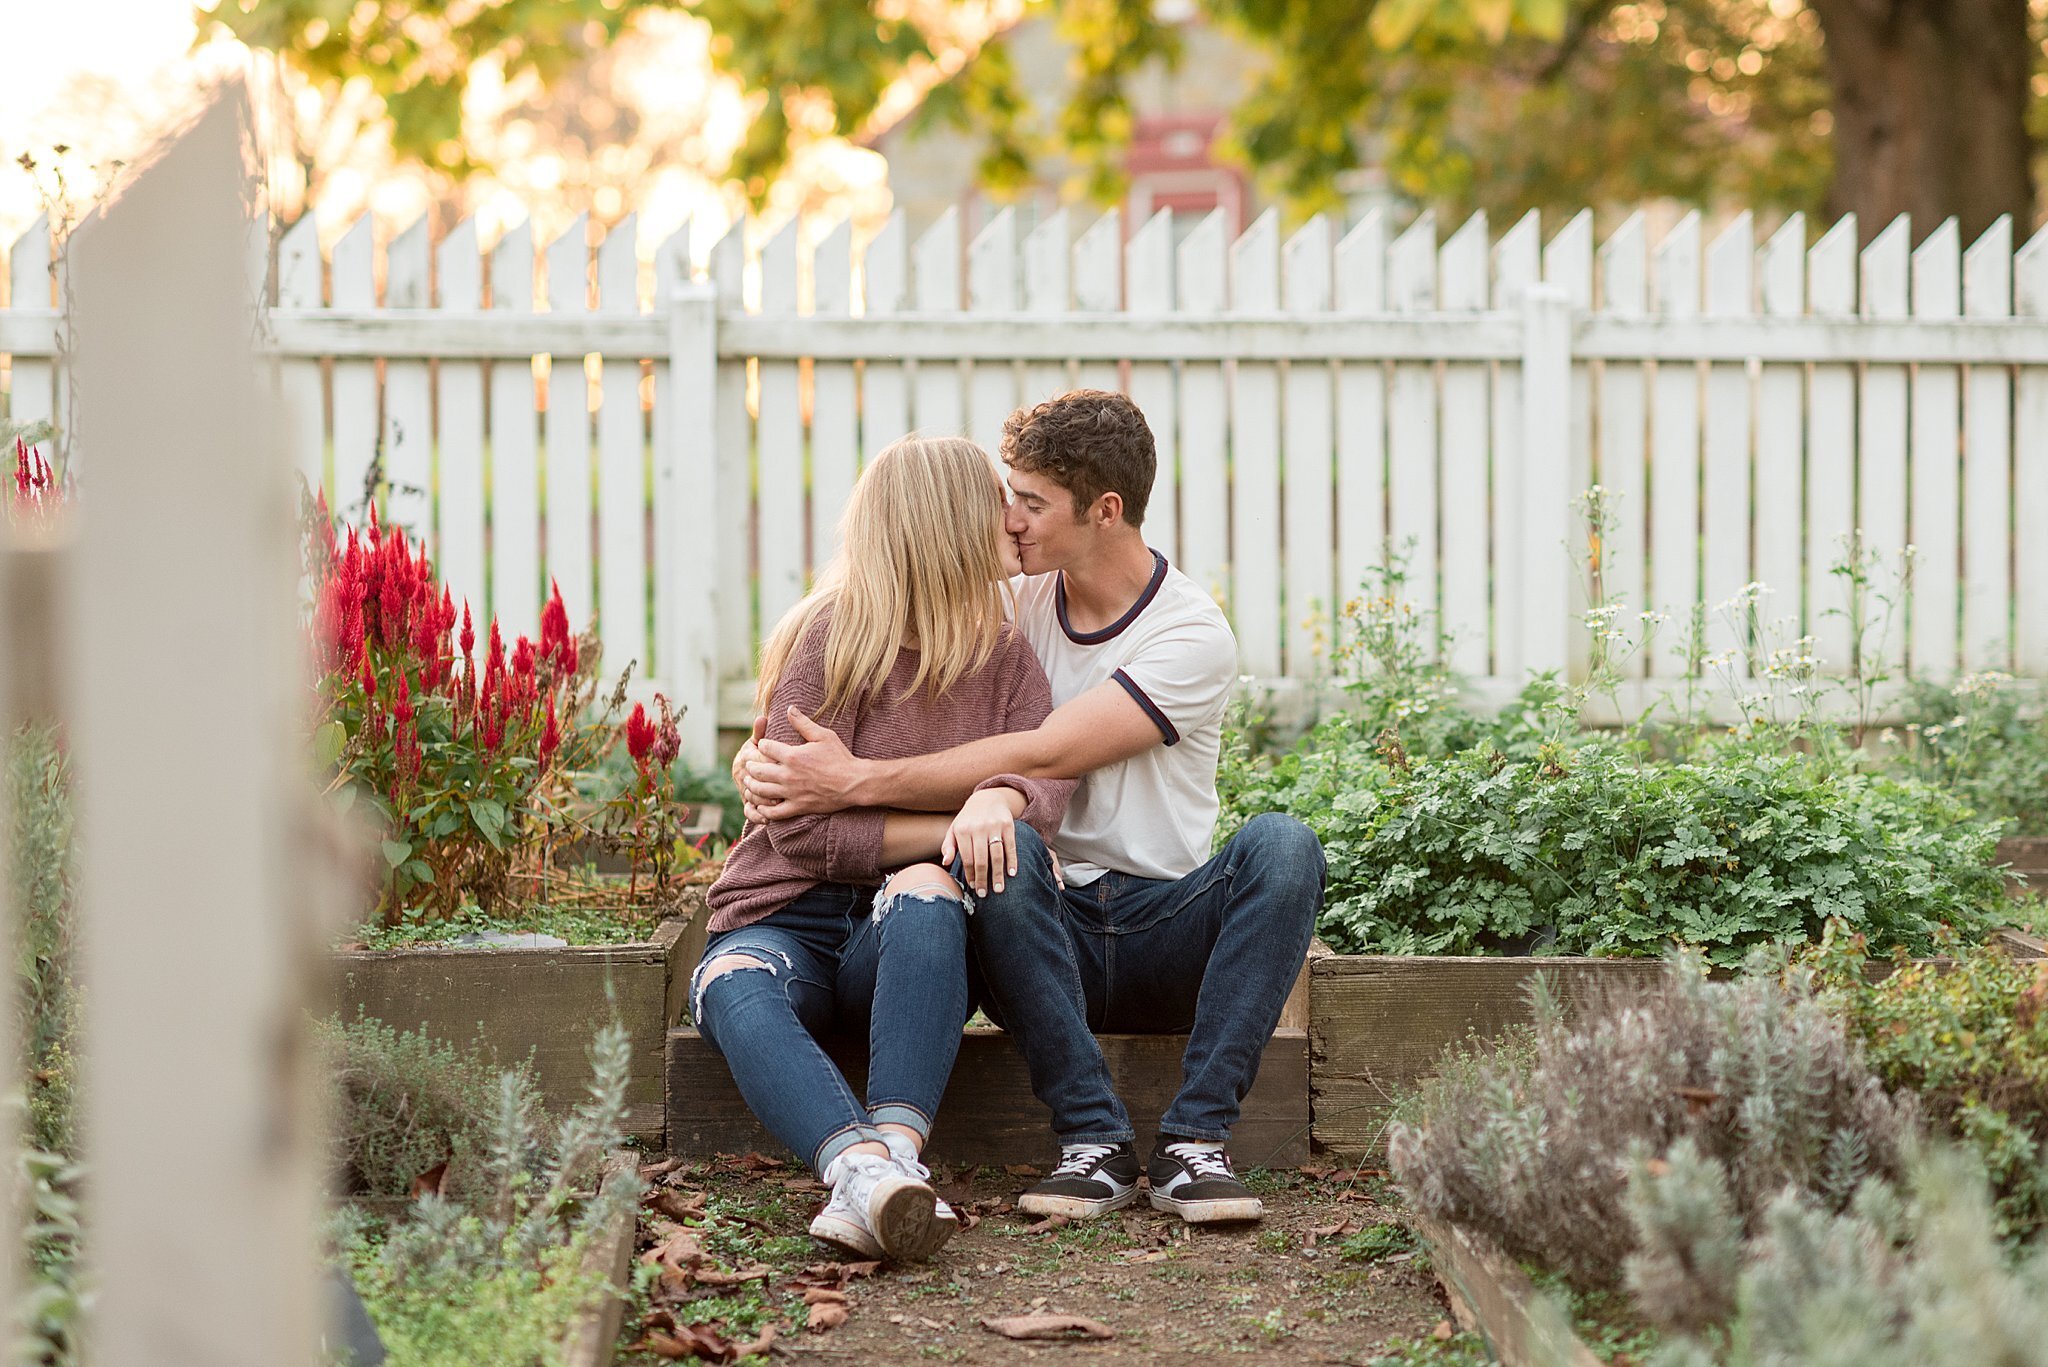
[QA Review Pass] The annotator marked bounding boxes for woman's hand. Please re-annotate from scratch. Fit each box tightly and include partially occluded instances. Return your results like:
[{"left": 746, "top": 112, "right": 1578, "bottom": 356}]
[{"left": 941, "top": 787, "right": 1027, "bottom": 897}]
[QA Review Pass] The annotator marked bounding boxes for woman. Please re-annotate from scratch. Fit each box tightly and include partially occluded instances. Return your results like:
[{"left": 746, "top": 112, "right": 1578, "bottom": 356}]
[{"left": 691, "top": 436, "right": 1074, "bottom": 1262}]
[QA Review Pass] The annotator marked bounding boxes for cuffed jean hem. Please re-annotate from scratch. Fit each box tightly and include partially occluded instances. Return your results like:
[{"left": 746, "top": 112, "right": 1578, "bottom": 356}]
[
  {"left": 866, "top": 1102, "right": 932, "bottom": 1138},
  {"left": 1059, "top": 1127, "right": 1137, "bottom": 1146},
  {"left": 813, "top": 1121, "right": 888, "bottom": 1177},
  {"left": 1154, "top": 1123, "right": 1232, "bottom": 1144}
]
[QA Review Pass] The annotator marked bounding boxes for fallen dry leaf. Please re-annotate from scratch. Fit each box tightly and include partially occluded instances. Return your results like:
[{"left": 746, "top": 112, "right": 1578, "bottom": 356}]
[
  {"left": 1433, "top": 1319, "right": 1455, "bottom": 1341},
  {"left": 690, "top": 1262, "right": 770, "bottom": 1287},
  {"left": 797, "top": 1259, "right": 881, "bottom": 1287},
  {"left": 727, "top": 1151, "right": 785, "bottom": 1173},
  {"left": 645, "top": 1188, "right": 708, "bottom": 1222},
  {"left": 1306, "top": 1217, "right": 1360, "bottom": 1248},
  {"left": 643, "top": 1227, "right": 706, "bottom": 1273},
  {"left": 806, "top": 1301, "right": 850, "bottom": 1333},
  {"left": 1119, "top": 1248, "right": 1168, "bottom": 1264},
  {"left": 1024, "top": 1214, "right": 1071, "bottom": 1235},
  {"left": 1003, "top": 1163, "right": 1042, "bottom": 1178},
  {"left": 734, "top": 1325, "right": 777, "bottom": 1359},
  {"left": 638, "top": 1321, "right": 739, "bottom": 1361},
  {"left": 408, "top": 1161, "right": 449, "bottom": 1200},
  {"left": 802, "top": 1287, "right": 850, "bottom": 1306},
  {"left": 981, "top": 1314, "right": 1115, "bottom": 1341},
  {"left": 637, "top": 1157, "right": 684, "bottom": 1181}
]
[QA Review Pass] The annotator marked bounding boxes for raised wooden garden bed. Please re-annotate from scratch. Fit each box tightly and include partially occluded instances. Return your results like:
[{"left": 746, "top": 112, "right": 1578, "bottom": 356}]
[
  {"left": 329, "top": 893, "right": 708, "bottom": 1145},
  {"left": 1413, "top": 1214, "right": 1605, "bottom": 1367},
  {"left": 2000, "top": 836, "right": 2048, "bottom": 897},
  {"left": 665, "top": 951, "right": 1321, "bottom": 1168},
  {"left": 563, "top": 1151, "right": 642, "bottom": 1367},
  {"left": 1311, "top": 956, "right": 1667, "bottom": 1157},
  {"left": 666, "top": 1025, "right": 1310, "bottom": 1168}
]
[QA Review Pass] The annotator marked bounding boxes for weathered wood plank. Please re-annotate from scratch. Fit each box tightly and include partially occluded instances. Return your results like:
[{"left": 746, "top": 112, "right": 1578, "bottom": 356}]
[
  {"left": 1999, "top": 837, "right": 2048, "bottom": 898},
  {"left": 1414, "top": 1214, "right": 1607, "bottom": 1367},
  {"left": 330, "top": 918, "right": 693, "bottom": 1144},
  {"left": 1310, "top": 956, "right": 1665, "bottom": 1156},
  {"left": 563, "top": 1151, "right": 641, "bottom": 1367},
  {"left": 667, "top": 1027, "right": 1310, "bottom": 1169}
]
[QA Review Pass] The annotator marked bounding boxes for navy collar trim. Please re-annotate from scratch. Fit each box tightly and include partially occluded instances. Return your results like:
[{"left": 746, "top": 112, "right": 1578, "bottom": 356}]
[{"left": 1056, "top": 550, "right": 1169, "bottom": 645}]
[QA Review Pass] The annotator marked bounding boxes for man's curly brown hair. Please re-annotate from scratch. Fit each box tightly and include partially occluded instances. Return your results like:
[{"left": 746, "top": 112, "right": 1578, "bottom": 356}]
[{"left": 1000, "top": 389, "right": 1155, "bottom": 528}]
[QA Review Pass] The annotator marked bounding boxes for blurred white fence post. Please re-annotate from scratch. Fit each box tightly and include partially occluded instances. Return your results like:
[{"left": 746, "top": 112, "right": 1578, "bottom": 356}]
[
  {"left": 63, "top": 83, "right": 322, "bottom": 1365},
  {"left": 1520, "top": 283, "right": 1574, "bottom": 679},
  {"left": 664, "top": 278, "right": 721, "bottom": 762}
]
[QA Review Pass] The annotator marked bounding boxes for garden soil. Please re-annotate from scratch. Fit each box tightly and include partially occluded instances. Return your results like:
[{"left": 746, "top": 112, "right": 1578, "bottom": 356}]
[{"left": 615, "top": 1152, "right": 1466, "bottom": 1365}]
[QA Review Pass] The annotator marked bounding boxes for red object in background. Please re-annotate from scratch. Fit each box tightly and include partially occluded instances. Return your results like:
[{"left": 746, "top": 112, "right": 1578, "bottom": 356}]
[{"left": 1125, "top": 114, "right": 1248, "bottom": 235}]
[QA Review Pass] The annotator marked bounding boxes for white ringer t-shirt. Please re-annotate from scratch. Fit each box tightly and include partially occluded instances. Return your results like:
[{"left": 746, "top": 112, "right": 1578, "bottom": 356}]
[{"left": 1010, "top": 550, "right": 1239, "bottom": 886}]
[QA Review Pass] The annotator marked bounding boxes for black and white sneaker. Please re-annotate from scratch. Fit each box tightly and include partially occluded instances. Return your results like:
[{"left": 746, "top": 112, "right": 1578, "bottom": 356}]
[
  {"left": 1147, "top": 1140, "right": 1264, "bottom": 1224},
  {"left": 1017, "top": 1142, "right": 1142, "bottom": 1219}
]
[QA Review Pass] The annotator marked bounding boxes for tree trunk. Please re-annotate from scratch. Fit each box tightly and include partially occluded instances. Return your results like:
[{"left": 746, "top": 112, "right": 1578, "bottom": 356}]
[{"left": 1808, "top": 0, "right": 2033, "bottom": 244}]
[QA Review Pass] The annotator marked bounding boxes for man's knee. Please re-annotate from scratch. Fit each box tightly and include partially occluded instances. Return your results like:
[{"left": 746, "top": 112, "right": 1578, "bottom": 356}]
[{"left": 1237, "top": 813, "right": 1327, "bottom": 895}]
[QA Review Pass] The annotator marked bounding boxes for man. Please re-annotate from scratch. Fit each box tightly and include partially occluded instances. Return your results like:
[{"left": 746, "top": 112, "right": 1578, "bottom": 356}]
[{"left": 738, "top": 390, "right": 1324, "bottom": 1224}]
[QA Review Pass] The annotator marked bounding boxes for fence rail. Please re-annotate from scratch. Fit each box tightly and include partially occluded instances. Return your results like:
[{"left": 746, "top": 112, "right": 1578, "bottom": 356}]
[{"left": 7, "top": 201, "right": 2048, "bottom": 763}]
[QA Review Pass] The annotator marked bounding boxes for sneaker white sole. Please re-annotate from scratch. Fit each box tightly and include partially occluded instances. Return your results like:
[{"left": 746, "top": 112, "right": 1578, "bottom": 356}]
[
  {"left": 1017, "top": 1185, "right": 1140, "bottom": 1219},
  {"left": 1148, "top": 1190, "right": 1264, "bottom": 1224},
  {"left": 868, "top": 1174, "right": 946, "bottom": 1261},
  {"left": 808, "top": 1210, "right": 884, "bottom": 1259}
]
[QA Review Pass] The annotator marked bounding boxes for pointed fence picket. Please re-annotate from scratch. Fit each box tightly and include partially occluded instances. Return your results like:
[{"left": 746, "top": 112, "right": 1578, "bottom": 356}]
[{"left": 12, "top": 201, "right": 2048, "bottom": 764}]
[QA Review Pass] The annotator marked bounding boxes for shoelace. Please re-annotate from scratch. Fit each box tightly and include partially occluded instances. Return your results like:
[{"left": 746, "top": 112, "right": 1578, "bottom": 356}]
[
  {"left": 1165, "top": 1144, "right": 1234, "bottom": 1182},
  {"left": 1051, "top": 1143, "right": 1120, "bottom": 1178}
]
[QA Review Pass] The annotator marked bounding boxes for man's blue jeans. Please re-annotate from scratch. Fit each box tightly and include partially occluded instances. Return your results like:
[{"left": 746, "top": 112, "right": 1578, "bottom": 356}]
[
  {"left": 691, "top": 881, "right": 971, "bottom": 1175},
  {"left": 964, "top": 813, "right": 1325, "bottom": 1146}
]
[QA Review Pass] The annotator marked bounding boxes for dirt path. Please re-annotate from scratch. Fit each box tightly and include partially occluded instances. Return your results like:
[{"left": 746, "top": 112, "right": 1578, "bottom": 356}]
[{"left": 614, "top": 1154, "right": 1486, "bottom": 1366}]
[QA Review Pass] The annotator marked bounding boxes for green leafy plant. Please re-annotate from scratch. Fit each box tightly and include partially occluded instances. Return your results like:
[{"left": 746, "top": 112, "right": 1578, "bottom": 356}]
[
  {"left": 1390, "top": 951, "right": 1919, "bottom": 1288},
  {"left": 1225, "top": 730, "right": 2007, "bottom": 962},
  {"left": 1883, "top": 673, "right": 2048, "bottom": 838},
  {"left": 1802, "top": 927, "right": 2048, "bottom": 1239},
  {"left": 318, "top": 1013, "right": 543, "bottom": 1205},
  {"left": 8, "top": 722, "right": 84, "bottom": 1367},
  {"left": 333, "top": 1020, "right": 641, "bottom": 1367}
]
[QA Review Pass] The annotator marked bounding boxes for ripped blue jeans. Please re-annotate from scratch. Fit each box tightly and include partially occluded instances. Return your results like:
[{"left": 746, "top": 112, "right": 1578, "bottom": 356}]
[{"left": 690, "top": 878, "right": 971, "bottom": 1176}]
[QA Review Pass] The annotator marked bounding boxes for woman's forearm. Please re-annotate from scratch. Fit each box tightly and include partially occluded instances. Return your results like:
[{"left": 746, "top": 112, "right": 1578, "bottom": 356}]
[{"left": 878, "top": 811, "right": 953, "bottom": 867}]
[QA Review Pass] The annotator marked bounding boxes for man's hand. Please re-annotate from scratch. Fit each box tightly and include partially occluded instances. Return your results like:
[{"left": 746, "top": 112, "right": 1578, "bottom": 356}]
[{"left": 741, "top": 707, "right": 865, "bottom": 819}]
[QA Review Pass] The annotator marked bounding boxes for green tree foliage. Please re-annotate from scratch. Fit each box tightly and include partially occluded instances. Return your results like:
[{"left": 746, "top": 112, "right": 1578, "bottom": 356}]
[{"left": 204, "top": 0, "right": 1831, "bottom": 216}]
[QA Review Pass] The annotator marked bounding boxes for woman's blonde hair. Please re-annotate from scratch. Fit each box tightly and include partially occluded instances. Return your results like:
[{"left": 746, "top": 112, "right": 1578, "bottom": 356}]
[{"left": 755, "top": 436, "right": 1012, "bottom": 718}]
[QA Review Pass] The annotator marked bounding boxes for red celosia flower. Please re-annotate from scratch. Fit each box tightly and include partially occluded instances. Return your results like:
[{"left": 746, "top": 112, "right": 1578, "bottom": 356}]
[
  {"left": 459, "top": 602, "right": 475, "bottom": 660},
  {"left": 540, "top": 581, "right": 569, "bottom": 661},
  {"left": 481, "top": 693, "right": 504, "bottom": 752},
  {"left": 360, "top": 653, "right": 377, "bottom": 700},
  {"left": 538, "top": 693, "right": 561, "bottom": 769},
  {"left": 625, "top": 702, "right": 656, "bottom": 767},
  {"left": 393, "top": 671, "right": 413, "bottom": 728}
]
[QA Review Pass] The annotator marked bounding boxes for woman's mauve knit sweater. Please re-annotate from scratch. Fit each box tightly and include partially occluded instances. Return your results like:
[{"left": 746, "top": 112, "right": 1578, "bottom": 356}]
[{"left": 706, "top": 618, "right": 1076, "bottom": 934}]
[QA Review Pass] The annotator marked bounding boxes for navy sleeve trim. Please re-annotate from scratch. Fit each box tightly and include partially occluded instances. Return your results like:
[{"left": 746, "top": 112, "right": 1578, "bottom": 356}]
[{"left": 1112, "top": 669, "right": 1180, "bottom": 746}]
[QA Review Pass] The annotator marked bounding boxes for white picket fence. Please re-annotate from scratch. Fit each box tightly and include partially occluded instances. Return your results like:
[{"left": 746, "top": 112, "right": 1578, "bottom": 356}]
[
  {"left": 4, "top": 84, "right": 326, "bottom": 1361},
  {"left": 6, "top": 201, "right": 2048, "bottom": 763}
]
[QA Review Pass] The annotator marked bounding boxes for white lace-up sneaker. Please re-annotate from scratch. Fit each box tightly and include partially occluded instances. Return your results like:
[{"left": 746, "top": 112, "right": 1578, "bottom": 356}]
[
  {"left": 809, "top": 1149, "right": 941, "bottom": 1261},
  {"left": 878, "top": 1131, "right": 959, "bottom": 1249}
]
